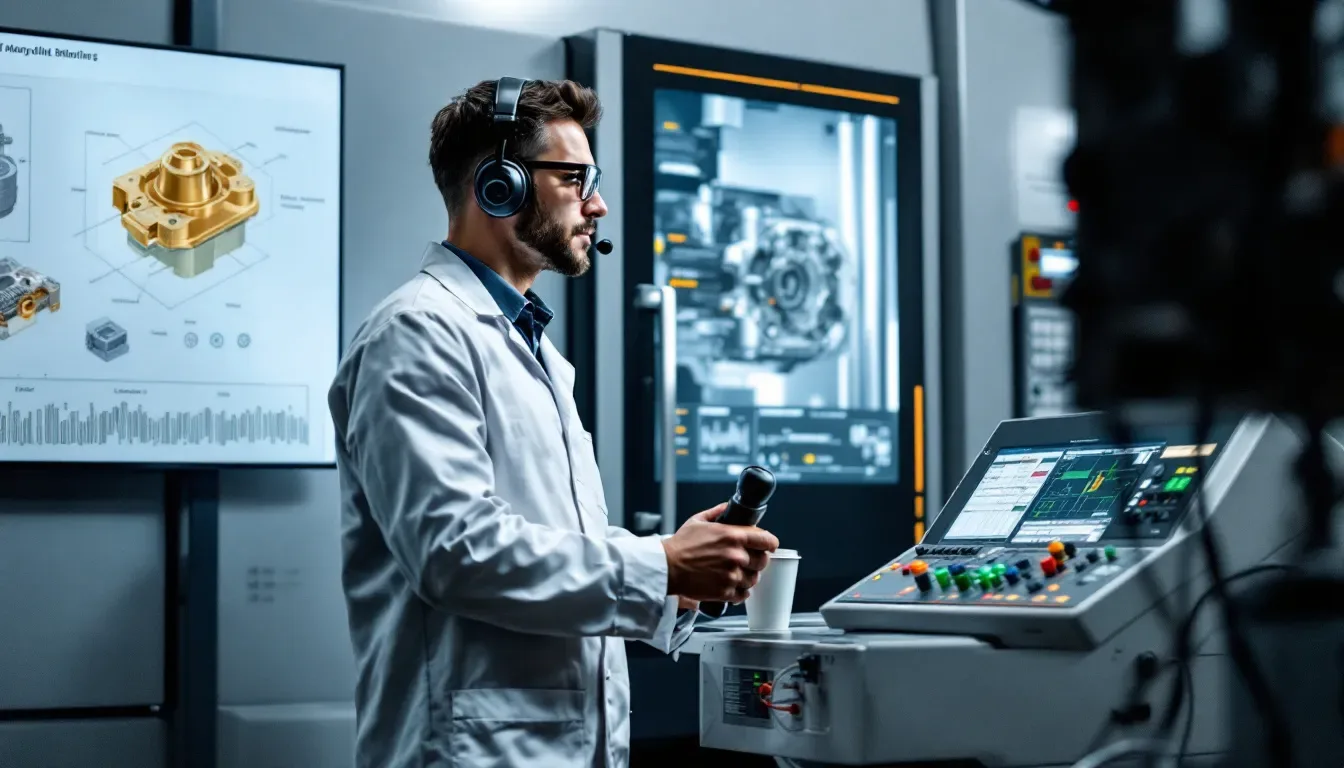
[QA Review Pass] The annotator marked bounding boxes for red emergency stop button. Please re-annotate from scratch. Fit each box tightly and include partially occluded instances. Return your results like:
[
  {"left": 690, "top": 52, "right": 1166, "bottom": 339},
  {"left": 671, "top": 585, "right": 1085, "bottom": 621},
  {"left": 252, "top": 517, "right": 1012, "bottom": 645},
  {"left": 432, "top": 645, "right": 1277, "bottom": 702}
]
[{"left": 1040, "top": 556, "right": 1058, "bottom": 577}]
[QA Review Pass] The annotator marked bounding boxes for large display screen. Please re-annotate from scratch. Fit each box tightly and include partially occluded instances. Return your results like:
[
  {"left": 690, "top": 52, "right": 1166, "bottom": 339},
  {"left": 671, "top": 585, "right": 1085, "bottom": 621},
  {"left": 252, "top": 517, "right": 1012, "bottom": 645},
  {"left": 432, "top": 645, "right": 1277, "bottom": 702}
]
[
  {"left": 941, "top": 441, "right": 1219, "bottom": 544},
  {"left": 0, "top": 29, "right": 341, "bottom": 466},
  {"left": 654, "top": 88, "right": 900, "bottom": 484}
]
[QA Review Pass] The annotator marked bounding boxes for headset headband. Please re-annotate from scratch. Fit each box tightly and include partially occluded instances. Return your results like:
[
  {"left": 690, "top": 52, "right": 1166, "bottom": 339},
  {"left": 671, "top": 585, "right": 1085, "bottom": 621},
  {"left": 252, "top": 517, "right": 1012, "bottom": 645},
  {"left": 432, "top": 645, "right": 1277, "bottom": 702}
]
[{"left": 493, "top": 77, "right": 527, "bottom": 162}]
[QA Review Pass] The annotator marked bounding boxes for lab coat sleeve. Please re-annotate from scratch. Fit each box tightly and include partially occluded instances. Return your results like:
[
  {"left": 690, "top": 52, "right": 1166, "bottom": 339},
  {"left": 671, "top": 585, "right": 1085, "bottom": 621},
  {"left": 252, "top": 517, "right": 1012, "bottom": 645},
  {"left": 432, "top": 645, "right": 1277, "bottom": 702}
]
[
  {"left": 603, "top": 527, "right": 700, "bottom": 654},
  {"left": 341, "top": 310, "right": 671, "bottom": 639}
]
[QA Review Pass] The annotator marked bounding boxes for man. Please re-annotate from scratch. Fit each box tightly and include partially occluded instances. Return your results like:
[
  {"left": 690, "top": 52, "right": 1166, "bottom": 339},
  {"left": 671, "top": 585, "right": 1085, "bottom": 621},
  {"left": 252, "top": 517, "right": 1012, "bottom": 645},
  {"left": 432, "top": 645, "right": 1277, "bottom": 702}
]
[{"left": 327, "top": 77, "right": 781, "bottom": 768}]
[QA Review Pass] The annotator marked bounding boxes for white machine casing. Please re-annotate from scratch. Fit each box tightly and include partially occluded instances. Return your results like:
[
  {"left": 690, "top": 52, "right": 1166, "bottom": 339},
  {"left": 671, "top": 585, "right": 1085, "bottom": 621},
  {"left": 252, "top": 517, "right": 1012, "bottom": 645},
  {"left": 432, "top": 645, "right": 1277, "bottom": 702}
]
[{"left": 699, "top": 415, "right": 1330, "bottom": 766}]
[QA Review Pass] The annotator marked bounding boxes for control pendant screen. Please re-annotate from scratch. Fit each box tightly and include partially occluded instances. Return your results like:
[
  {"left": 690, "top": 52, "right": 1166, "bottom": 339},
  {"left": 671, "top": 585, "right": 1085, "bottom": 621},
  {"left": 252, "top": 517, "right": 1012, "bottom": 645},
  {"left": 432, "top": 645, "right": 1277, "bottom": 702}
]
[
  {"left": 0, "top": 28, "right": 342, "bottom": 466},
  {"left": 654, "top": 88, "right": 901, "bottom": 485}
]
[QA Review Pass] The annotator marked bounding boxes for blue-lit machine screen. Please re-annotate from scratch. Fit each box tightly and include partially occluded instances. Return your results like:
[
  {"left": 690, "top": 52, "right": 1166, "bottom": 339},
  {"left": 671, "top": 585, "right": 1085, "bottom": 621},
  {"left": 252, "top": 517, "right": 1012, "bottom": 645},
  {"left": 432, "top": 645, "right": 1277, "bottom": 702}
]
[{"left": 653, "top": 87, "right": 901, "bottom": 484}]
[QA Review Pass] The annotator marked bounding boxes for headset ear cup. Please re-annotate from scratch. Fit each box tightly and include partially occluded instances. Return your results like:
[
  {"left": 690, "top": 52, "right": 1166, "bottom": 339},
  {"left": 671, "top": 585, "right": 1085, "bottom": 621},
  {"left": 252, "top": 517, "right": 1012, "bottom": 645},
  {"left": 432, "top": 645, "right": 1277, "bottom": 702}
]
[{"left": 474, "top": 157, "right": 530, "bottom": 218}]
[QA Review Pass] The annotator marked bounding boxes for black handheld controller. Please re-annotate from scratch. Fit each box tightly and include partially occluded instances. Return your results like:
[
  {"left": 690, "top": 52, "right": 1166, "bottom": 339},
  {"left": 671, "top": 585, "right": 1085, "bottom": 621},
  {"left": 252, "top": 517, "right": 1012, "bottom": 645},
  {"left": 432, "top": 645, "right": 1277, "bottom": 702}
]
[{"left": 699, "top": 465, "right": 778, "bottom": 619}]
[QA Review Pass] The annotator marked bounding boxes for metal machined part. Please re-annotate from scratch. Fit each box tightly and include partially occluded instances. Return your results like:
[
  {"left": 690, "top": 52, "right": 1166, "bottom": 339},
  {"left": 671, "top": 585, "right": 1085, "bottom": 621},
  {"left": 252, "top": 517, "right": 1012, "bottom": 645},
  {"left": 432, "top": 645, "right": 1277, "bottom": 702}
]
[
  {"left": 0, "top": 124, "right": 17, "bottom": 220},
  {"left": 85, "top": 317, "right": 129, "bottom": 361},
  {"left": 0, "top": 257, "right": 60, "bottom": 340}
]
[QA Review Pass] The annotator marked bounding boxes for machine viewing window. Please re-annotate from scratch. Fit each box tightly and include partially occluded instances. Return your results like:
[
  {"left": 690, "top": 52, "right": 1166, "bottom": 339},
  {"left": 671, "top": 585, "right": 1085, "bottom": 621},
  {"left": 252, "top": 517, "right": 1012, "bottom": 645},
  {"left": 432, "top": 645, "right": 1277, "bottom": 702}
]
[
  {"left": 653, "top": 89, "right": 902, "bottom": 484},
  {"left": 942, "top": 441, "right": 1220, "bottom": 544}
]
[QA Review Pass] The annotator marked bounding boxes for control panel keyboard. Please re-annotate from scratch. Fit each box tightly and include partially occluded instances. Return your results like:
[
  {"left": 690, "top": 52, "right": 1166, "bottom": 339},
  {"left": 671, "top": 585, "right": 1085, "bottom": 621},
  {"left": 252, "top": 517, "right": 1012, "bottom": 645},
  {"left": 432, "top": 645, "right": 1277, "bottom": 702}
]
[{"left": 835, "top": 541, "right": 1150, "bottom": 609}]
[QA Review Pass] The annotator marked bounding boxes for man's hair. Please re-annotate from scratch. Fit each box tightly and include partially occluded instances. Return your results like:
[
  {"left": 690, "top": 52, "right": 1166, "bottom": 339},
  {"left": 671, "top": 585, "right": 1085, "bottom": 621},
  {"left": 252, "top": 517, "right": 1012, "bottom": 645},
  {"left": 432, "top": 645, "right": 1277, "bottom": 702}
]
[{"left": 429, "top": 78, "right": 602, "bottom": 217}]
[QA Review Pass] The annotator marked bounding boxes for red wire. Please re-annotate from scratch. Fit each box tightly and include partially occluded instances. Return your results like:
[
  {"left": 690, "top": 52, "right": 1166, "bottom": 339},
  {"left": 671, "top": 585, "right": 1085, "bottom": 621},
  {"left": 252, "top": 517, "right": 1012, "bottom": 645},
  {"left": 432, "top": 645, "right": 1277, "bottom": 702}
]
[{"left": 757, "top": 682, "right": 800, "bottom": 715}]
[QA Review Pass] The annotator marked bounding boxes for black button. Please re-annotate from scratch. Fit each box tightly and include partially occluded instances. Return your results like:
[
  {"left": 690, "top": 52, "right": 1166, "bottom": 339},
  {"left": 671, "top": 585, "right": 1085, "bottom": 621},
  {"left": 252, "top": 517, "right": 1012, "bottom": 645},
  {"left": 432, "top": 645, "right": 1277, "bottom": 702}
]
[
  {"left": 1086, "top": 550, "right": 1100, "bottom": 563},
  {"left": 915, "top": 546, "right": 927, "bottom": 555},
  {"left": 1026, "top": 581, "right": 1043, "bottom": 593},
  {"left": 1063, "top": 542, "right": 1078, "bottom": 558},
  {"left": 1016, "top": 559, "right": 1032, "bottom": 571},
  {"left": 1074, "top": 561, "right": 1087, "bottom": 573}
]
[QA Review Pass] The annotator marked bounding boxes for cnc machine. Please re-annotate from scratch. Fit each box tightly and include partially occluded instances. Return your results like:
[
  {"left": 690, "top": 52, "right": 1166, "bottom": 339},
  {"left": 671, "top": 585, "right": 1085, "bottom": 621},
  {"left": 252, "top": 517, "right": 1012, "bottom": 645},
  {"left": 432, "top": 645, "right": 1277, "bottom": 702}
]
[{"left": 698, "top": 412, "right": 1326, "bottom": 766}]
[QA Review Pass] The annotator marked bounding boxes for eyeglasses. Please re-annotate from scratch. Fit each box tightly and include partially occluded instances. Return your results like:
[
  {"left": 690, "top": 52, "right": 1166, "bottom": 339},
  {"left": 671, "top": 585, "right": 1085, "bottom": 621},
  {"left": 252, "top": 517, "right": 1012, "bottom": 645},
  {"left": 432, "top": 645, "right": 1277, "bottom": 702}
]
[{"left": 522, "top": 161, "right": 602, "bottom": 201}]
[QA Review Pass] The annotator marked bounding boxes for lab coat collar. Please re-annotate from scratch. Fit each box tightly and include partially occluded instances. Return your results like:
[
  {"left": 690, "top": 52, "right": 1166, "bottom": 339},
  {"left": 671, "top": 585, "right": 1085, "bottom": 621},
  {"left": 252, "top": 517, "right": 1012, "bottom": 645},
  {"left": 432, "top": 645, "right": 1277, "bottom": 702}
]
[
  {"left": 419, "top": 241, "right": 502, "bottom": 317},
  {"left": 420, "top": 241, "right": 577, "bottom": 393}
]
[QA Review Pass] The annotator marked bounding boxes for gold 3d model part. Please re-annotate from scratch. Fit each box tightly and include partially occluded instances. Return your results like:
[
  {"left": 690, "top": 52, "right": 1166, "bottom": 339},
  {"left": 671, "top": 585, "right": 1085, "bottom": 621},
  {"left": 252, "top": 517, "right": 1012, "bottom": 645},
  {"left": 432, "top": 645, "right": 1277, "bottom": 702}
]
[{"left": 112, "top": 142, "right": 260, "bottom": 278}]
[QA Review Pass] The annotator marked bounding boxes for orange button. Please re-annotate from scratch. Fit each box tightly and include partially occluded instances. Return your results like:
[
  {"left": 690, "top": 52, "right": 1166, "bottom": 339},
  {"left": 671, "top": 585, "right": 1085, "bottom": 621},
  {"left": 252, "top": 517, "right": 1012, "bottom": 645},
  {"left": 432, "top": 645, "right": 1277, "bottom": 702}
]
[
  {"left": 910, "top": 560, "right": 929, "bottom": 576},
  {"left": 1048, "top": 541, "right": 1065, "bottom": 556}
]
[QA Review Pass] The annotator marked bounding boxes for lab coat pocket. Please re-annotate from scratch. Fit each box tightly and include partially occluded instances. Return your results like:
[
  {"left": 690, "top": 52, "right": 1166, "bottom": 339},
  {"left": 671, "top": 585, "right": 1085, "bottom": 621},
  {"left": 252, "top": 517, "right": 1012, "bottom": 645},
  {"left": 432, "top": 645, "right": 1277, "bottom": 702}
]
[{"left": 447, "top": 687, "right": 587, "bottom": 767}]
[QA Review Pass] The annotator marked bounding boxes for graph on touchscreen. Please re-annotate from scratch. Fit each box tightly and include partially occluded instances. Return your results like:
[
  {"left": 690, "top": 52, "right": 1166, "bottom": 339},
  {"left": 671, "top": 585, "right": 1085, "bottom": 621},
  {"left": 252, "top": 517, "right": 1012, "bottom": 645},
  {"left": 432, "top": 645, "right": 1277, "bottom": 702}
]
[{"left": 1028, "top": 449, "right": 1151, "bottom": 519}]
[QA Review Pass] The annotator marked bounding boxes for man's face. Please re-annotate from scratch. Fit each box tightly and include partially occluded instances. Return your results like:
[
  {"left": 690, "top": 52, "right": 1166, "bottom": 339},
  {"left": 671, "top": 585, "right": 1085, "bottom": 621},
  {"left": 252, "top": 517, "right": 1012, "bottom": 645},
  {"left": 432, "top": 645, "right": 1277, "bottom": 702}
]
[{"left": 511, "top": 119, "right": 608, "bottom": 277}]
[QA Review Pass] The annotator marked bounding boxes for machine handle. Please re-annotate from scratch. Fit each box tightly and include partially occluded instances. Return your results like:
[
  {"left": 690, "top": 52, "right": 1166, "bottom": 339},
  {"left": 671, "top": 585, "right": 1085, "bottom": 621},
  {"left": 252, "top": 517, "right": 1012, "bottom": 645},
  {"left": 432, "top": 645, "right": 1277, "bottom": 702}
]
[{"left": 633, "top": 284, "right": 678, "bottom": 536}]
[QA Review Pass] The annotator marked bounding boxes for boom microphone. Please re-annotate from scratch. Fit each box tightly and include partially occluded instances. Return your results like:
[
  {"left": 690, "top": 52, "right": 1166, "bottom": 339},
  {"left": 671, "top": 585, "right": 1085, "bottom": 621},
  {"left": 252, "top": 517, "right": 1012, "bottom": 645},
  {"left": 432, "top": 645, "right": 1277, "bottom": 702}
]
[
  {"left": 594, "top": 238, "right": 613, "bottom": 255},
  {"left": 699, "top": 465, "right": 778, "bottom": 619}
]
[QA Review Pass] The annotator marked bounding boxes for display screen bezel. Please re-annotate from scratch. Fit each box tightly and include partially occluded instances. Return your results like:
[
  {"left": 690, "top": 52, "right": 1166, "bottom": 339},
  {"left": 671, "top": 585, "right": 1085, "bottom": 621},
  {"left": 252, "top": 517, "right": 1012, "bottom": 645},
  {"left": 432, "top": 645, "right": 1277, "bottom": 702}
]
[
  {"left": 0, "top": 25, "right": 344, "bottom": 470},
  {"left": 924, "top": 412, "right": 1240, "bottom": 548},
  {"left": 620, "top": 34, "right": 926, "bottom": 490}
]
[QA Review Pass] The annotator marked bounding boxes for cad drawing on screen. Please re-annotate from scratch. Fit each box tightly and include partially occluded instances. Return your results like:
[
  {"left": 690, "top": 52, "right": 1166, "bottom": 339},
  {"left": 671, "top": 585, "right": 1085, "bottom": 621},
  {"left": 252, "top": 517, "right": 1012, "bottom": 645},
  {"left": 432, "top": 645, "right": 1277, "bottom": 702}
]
[
  {"left": 655, "top": 88, "right": 900, "bottom": 483},
  {"left": 0, "top": 256, "right": 60, "bottom": 340},
  {"left": 112, "top": 141, "right": 260, "bottom": 279},
  {"left": 0, "top": 123, "right": 16, "bottom": 220}
]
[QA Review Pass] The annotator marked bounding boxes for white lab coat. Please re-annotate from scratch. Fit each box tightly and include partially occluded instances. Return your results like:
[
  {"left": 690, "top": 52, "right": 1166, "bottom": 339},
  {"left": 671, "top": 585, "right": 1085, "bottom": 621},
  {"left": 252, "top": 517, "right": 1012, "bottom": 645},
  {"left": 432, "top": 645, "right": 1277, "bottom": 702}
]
[{"left": 327, "top": 242, "right": 697, "bottom": 768}]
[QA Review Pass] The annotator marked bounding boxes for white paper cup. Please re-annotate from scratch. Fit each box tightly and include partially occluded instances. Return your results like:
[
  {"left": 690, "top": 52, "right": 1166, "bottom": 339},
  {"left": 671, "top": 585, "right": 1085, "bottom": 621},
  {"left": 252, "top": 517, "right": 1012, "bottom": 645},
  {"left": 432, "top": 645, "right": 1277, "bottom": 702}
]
[{"left": 745, "top": 548, "right": 800, "bottom": 632}]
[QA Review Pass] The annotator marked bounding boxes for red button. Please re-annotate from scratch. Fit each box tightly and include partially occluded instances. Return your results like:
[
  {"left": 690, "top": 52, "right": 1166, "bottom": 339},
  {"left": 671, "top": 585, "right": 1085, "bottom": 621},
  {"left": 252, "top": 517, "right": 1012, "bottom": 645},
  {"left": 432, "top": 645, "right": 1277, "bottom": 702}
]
[
  {"left": 1028, "top": 247, "right": 1041, "bottom": 262},
  {"left": 1031, "top": 276, "right": 1053, "bottom": 291},
  {"left": 1040, "top": 556, "right": 1058, "bottom": 577}
]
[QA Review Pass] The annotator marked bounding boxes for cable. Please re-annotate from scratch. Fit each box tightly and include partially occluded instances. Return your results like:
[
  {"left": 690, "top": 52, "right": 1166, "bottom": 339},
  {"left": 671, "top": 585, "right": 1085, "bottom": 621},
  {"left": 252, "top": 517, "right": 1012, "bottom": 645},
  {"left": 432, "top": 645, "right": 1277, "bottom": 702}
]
[
  {"left": 1068, "top": 738, "right": 1174, "bottom": 768},
  {"left": 759, "top": 663, "right": 804, "bottom": 732},
  {"left": 1174, "top": 405, "right": 1291, "bottom": 766},
  {"left": 1155, "top": 563, "right": 1295, "bottom": 760},
  {"left": 1176, "top": 661, "right": 1195, "bottom": 766}
]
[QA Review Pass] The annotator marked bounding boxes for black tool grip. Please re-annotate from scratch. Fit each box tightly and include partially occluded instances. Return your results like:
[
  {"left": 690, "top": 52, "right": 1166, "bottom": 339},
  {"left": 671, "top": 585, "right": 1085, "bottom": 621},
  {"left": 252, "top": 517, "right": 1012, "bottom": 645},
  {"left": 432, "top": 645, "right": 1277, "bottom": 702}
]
[{"left": 699, "top": 466, "right": 776, "bottom": 619}]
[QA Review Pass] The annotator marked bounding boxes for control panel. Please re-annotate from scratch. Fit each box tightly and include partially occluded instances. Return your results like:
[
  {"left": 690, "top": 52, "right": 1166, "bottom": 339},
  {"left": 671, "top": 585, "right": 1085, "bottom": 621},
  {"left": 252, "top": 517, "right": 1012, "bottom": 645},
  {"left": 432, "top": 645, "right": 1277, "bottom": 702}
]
[
  {"left": 818, "top": 412, "right": 1277, "bottom": 650},
  {"left": 839, "top": 540, "right": 1142, "bottom": 610},
  {"left": 1011, "top": 232, "right": 1078, "bottom": 418}
]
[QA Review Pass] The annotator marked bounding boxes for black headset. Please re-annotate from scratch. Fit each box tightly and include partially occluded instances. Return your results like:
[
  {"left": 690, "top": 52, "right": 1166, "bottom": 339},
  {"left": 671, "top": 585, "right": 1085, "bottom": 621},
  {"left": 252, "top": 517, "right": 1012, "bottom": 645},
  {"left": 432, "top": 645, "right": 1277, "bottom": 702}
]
[{"left": 473, "top": 77, "right": 531, "bottom": 218}]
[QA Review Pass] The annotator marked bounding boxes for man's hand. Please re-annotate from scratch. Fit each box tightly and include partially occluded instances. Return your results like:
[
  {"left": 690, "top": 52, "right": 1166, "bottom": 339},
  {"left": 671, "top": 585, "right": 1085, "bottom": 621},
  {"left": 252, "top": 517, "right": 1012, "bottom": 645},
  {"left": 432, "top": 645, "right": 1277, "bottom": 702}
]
[{"left": 662, "top": 504, "right": 780, "bottom": 604}]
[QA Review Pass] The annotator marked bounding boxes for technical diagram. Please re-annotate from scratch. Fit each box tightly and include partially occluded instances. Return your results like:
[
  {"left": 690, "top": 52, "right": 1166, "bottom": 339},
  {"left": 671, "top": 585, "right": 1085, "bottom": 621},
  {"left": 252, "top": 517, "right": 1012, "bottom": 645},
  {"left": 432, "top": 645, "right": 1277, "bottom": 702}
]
[
  {"left": 0, "top": 257, "right": 60, "bottom": 340},
  {"left": 0, "top": 124, "right": 16, "bottom": 220},
  {"left": 112, "top": 141, "right": 260, "bottom": 278},
  {"left": 85, "top": 317, "right": 129, "bottom": 361}
]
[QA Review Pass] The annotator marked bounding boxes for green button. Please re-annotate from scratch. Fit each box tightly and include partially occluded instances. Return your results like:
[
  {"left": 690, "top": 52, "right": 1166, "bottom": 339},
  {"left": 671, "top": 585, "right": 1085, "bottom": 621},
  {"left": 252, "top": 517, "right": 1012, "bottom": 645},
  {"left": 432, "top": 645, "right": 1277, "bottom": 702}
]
[
  {"left": 991, "top": 572, "right": 1003, "bottom": 588},
  {"left": 978, "top": 573, "right": 993, "bottom": 589},
  {"left": 954, "top": 573, "right": 973, "bottom": 591},
  {"left": 935, "top": 567, "right": 951, "bottom": 588},
  {"left": 993, "top": 563, "right": 1008, "bottom": 576},
  {"left": 1104, "top": 546, "right": 1117, "bottom": 561}
]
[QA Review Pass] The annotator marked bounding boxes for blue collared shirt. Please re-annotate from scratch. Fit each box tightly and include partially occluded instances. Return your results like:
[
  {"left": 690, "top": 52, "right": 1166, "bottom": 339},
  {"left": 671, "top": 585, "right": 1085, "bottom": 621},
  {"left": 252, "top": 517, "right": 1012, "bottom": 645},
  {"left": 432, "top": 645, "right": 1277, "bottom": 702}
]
[{"left": 443, "top": 242, "right": 554, "bottom": 360}]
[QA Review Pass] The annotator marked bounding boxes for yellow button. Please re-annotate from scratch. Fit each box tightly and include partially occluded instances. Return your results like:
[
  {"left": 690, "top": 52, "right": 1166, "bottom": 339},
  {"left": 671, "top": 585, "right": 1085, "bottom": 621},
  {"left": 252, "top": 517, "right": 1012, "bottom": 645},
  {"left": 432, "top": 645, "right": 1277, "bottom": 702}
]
[
  {"left": 873, "top": 574, "right": 882, "bottom": 580},
  {"left": 1054, "top": 595, "right": 1071, "bottom": 604},
  {"left": 1007, "top": 594, "right": 1021, "bottom": 601},
  {"left": 1047, "top": 583, "right": 1061, "bottom": 592},
  {"left": 1031, "top": 595, "right": 1048, "bottom": 602}
]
